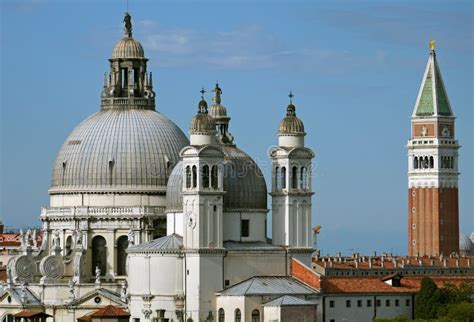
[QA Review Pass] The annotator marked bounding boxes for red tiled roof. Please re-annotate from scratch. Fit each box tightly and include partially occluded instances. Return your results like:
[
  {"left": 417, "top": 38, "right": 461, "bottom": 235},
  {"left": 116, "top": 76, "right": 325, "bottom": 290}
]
[
  {"left": 313, "top": 255, "right": 474, "bottom": 270},
  {"left": 0, "top": 233, "right": 43, "bottom": 247},
  {"left": 78, "top": 305, "right": 130, "bottom": 320},
  {"left": 13, "top": 311, "right": 52, "bottom": 318},
  {"left": 322, "top": 276, "right": 474, "bottom": 294}
]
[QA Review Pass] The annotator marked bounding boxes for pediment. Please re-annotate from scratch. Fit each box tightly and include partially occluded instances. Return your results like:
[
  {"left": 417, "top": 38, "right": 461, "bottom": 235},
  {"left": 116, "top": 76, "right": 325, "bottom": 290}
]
[{"left": 71, "top": 288, "right": 125, "bottom": 308}]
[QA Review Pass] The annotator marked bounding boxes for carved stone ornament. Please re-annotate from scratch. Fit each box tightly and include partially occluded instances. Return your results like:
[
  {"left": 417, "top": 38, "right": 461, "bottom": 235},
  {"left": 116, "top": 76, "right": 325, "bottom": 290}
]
[
  {"left": 12, "top": 255, "right": 37, "bottom": 282},
  {"left": 186, "top": 211, "right": 196, "bottom": 229},
  {"left": 421, "top": 126, "right": 428, "bottom": 137},
  {"left": 40, "top": 255, "right": 65, "bottom": 280},
  {"left": 142, "top": 308, "right": 153, "bottom": 319}
]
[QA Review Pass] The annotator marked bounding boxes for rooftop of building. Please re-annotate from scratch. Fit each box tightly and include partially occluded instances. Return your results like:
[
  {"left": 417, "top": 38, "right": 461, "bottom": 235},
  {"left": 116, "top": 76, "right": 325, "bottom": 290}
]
[
  {"left": 217, "top": 276, "right": 318, "bottom": 296},
  {"left": 313, "top": 253, "right": 474, "bottom": 272}
]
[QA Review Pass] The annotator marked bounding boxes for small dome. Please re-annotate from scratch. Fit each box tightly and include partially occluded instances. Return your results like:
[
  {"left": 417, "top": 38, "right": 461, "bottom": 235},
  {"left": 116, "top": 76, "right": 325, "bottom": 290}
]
[
  {"left": 459, "top": 233, "right": 473, "bottom": 253},
  {"left": 278, "top": 104, "right": 305, "bottom": 136},
  {"left": 166, "top": 145, "right": 267, "bottom": 212},
  {"left": 112, "top": 36, "right": 145, "bottom": 59},
  {"left": 209, "top": 103, "right": 228, "bottom": 119},
  {"left": 190, "top": 99, "right": 215, "bottom": 135},
  {"left": 190, "top": 113, "right": 215, "bottom": 135}
]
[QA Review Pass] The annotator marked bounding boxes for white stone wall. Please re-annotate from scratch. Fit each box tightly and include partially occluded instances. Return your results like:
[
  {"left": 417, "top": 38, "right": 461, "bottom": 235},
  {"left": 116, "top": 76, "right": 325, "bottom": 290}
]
[
  {"left": 324, "top": 294, "right": 413, "bottom": 321},
  {"left": 215, "top": 295, "right": 245, "bottom": 322},
  {"left": 50, "top": 193, "right": 166, "bottom": 207},
  {"left": 223, "top": 211, "right": 267, "bottom": 242}
]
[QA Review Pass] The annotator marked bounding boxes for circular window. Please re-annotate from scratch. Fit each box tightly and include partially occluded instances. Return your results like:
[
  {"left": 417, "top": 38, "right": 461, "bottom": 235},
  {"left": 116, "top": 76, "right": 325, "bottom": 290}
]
[
  {"left": 412, "top": 240, "right": 416, "bottom": 245},
  {"left": 411, "top": 207, "right": 416, "bottom": 214},
  {"left": 94, "top": 296, "right": 101, "bottom": 304},
  {"left": 7, "top": 295, "right": 12, "bottom": 303},
  {"left": 412, "top": 190, "right": 416, "bottom": 197},
  {"left": 412, "top": 224, "right": 416, "bottom": 229}
]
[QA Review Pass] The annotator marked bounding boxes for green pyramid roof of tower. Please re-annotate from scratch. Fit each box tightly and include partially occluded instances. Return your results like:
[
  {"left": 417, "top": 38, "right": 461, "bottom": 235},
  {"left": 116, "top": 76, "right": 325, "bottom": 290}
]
[
  {"left": 434, "top": 62, "right": 452, "bottom": 116},
  {"left": 416, "top": 69, "right": 434, "bottom": 116},
  {"left": 414, "top": 50, "right": 453, "bottom": 117}
]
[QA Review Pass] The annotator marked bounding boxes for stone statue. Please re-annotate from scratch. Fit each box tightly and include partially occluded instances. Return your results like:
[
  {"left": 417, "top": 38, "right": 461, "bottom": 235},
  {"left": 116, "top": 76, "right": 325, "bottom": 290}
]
[
  {"left": 26, "top": 229, "right": 32, "bottom": 246},
  {"left": 53, "top": 230, "right": 61, "bottom": 249},
  {"left": 32, "top": 229, "right": 38, "bottom": 248},
  {"left": 19, "top": 229, "right": 25, "bottom": 247},
  {"left": 212, "top": 83, "right": 222, "bottom": 105},
  {"left": 120, "top": 280, "right": 128, "bottom": 302},
  {"left": 127, "top": 228, "right": 135, "bottom": 246},
  {"left": 95, "top": 266, "right": 101, "bottom": 288},
  {"left": 68, "top": 279, "right": 77, "bottom": 300},
  {"left": 7, "top": 267, "right": 13, "bottom": 288},
  {"left": 124, "top": 13, "right": 132, "bottom": 36},
  {"left": 20, "top": 282, "right": 27, "bottom": 303}
]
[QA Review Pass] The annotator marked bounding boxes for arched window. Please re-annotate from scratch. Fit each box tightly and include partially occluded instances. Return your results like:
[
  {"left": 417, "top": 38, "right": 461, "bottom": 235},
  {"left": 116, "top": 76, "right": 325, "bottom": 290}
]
[
  {"left": 275, "top": 166, "right": 280, "bottom": 190},
  {"left": 423, "top": 157, "right": 429, "bottom": 169},
  {"left": 414, "top": 157, "right": 418, "bottom": 169},
  {"left": 429, "top": 156, "right": 434, "bottom": 169},
  {"left": 281, "top": 167, "right": 286, "bottom": 189},
  {"left": 291, "top": 166, "right": 298, "bottom": 189},
  {"left": 2, "top": 314, "right": 14, "bottom": 322},
  {"left": 92, "top": 236, "right": 107, "bottom": 276},
  {"left": 218, "top": 308, "right": 225, "bottom": 322},
  {"left": 300, "top": 166, "right": 308, "bottom": 190},
  {"left": 235, "top": 309, "right": 241, "bottom": 322},
  {"left": 251, "top": 309, "right": 260, "bottom": 322},
  {"left": 117, "top": 235, "right": 129, "bottom": 276},
  {"left": 186, "top": 166, "right": 191, "bottom": 188},
  {"left": 202, "top": 165, "right": 210, "bottom": 188},
  {"left": 211, "top": 165, "right": 219, "bottom": 189},
  {"left": 192, "top": 165, "right": 197, "bottom": 188}
]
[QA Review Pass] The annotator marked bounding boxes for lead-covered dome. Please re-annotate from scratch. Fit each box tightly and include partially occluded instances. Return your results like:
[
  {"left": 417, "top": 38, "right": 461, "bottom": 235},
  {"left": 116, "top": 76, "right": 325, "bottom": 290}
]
[
  {"left": 166, "top": 145, "right": 267, "bottom": 212},
  {"left": 50, "top": 110, "right": 188, "bottom": 194},
  {"left": 112, "top": 36, "right": 145, "bottom": 59},
  {"left": 278, "top": 103, "right": 305, "bottom": 136}
]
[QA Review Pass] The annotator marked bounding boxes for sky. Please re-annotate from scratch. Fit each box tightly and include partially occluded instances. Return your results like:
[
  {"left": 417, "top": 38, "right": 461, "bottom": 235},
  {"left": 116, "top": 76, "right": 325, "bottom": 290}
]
[{"left": 0, "top": 0, "right": 472, "bottom": 255}]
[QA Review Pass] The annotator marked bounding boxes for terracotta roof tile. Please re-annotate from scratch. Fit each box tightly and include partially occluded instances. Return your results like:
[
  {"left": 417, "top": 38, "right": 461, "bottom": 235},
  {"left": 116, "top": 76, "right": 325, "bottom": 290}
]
[{"left": 322, "top": 276, "right": 474, "bottom": 294}]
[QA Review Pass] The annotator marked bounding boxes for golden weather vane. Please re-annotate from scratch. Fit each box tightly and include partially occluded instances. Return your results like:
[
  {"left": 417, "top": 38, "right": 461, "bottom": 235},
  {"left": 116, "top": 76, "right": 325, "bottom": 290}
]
[{"left": 429, "top": 39, "right": 435, "bottom": 51}]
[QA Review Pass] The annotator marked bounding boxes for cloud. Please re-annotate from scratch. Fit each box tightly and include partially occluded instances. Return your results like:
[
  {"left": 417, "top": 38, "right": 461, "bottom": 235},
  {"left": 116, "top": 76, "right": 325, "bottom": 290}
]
[{"left": 135, "top": 21, "right": 366, "bottom": 73}]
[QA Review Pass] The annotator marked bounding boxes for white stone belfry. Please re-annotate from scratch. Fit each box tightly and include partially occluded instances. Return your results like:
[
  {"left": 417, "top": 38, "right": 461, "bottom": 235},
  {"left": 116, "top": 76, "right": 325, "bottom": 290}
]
[
  {"left": 180, "top": 93, "right": 227, "bottom": 319},
  {"left": 270, "top": 94, "right": 315, "bottom": 250}
]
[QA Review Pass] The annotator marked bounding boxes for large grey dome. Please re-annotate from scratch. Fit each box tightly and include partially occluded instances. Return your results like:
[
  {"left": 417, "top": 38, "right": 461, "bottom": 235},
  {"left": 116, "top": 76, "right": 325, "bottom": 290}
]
[
  {"left": 166, "top": 145, "right": 267, "bottom": 212},
  {"left": 50, "top": 109, "right": 189, "bottom": 194}
]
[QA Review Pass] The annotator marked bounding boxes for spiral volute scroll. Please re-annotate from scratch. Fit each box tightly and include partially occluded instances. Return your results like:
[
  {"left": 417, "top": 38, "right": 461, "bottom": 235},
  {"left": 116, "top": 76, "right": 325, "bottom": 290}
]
[
  {"left": 40, "top": 255, "right": 65, "bottom": 280},
  {"left": 12, "top": 255, "right": 37, "bottom": 282}
]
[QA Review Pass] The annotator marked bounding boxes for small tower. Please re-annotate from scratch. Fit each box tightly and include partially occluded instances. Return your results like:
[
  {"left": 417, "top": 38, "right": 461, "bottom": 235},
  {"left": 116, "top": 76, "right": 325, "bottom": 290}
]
[
  {"left": 181, "top": 90, "right": 226, "bottom": 319},
  {"left": 102, "top": 12, "right": 155, "bottom": 105},
  {"left": 182, "top": 89, "right": 224, "bottom": 248},
  {"left": 269, "top": 93, "right": 315, "bottom": 264},
  {"left": 407, "top": 41, "right": 460, "bottom": 256}
]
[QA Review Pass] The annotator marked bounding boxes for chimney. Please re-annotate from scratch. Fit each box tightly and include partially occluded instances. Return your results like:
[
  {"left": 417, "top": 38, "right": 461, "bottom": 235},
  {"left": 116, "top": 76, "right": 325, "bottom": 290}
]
[
  {"left": 419, "top": 260, "right": 423, "bottom": 266},
  {"left": 467, "top": 259, "right": 471, "bottom": 267},
  {"left": 430, "top": 260, "right": 435, "bottom": 266},
  {"left": 373, "top": 251, "right": 377, "bottom": 257},
  {"left": 443, "top": 259, "right": 448, "bottom": 268},
  {"left": 355, "top": 261, "right": 359, "bottom": 269},
  {"left": 369, "top": 257, "right": 373, "bottom": 269},
  {"left": 455, "top": 259, "right": 459, "bottom": 268}
]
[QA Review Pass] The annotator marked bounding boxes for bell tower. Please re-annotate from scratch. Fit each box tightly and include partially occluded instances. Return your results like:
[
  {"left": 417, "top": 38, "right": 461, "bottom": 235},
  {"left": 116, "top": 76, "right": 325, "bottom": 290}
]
[
  {"left": 269, "top": 93, "right": 315, "bottom": 264},
  {"left": 181, "top": 90, "right": 226, "bottom": 320},
  {"left": 407, "top": 41, "right": 460, "bottom": 256}
]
